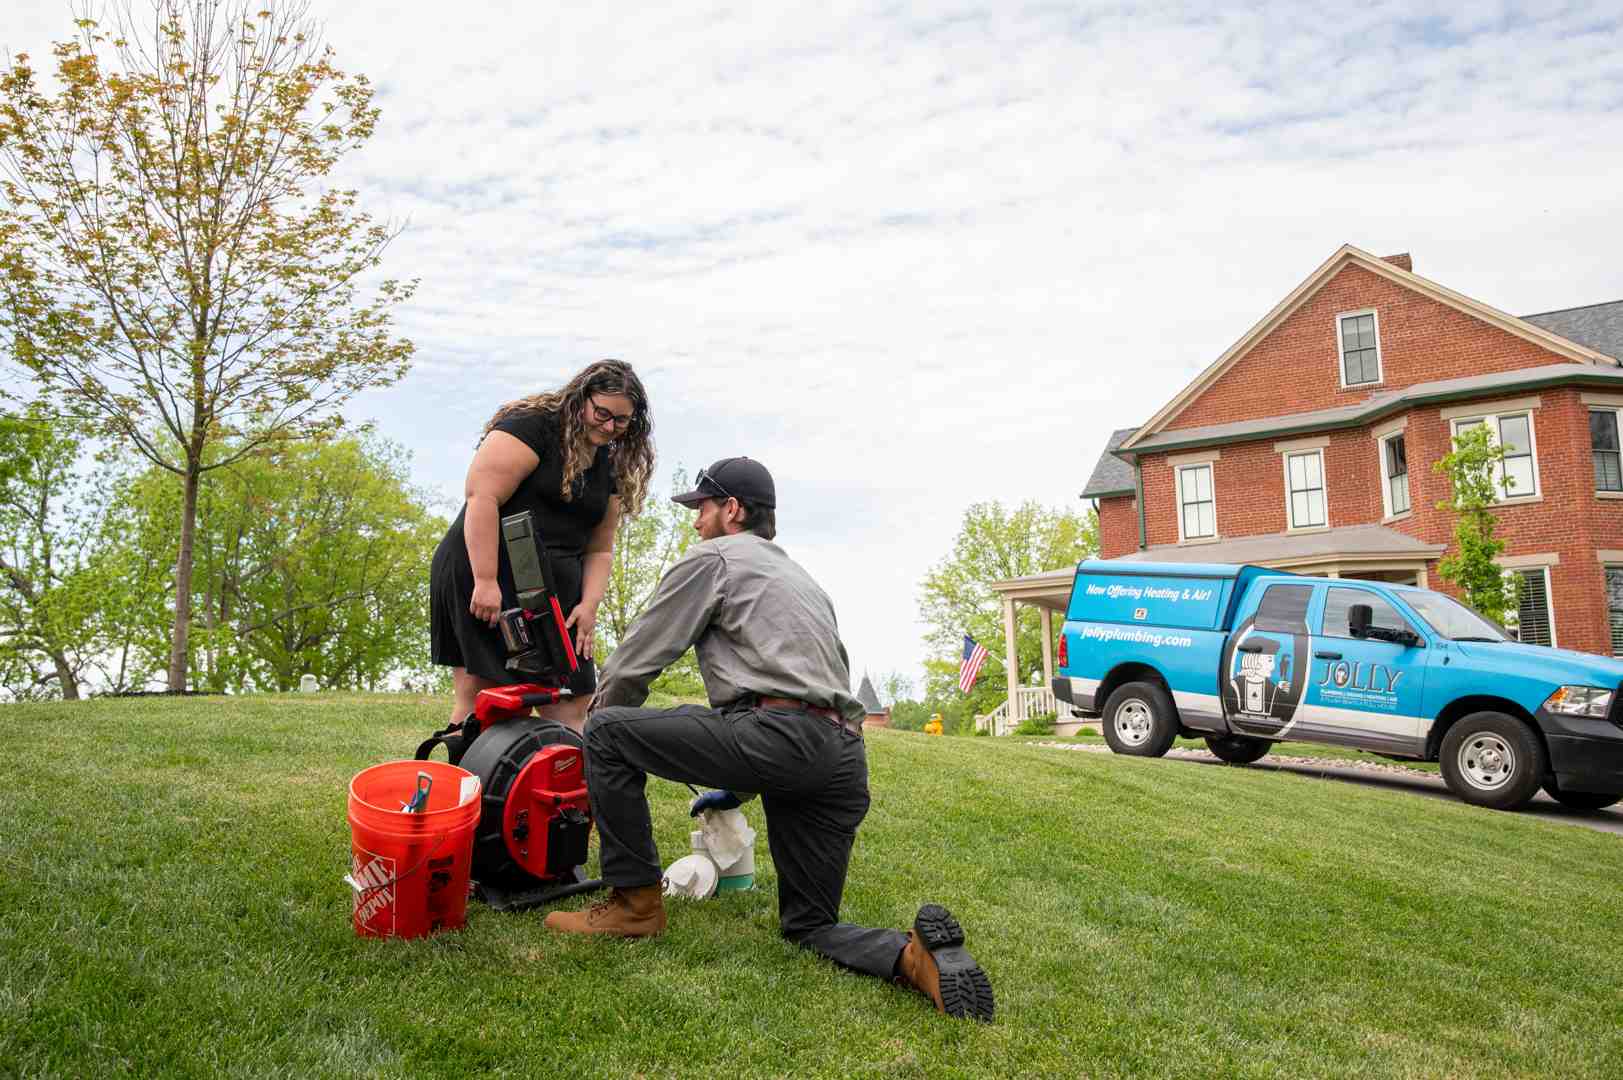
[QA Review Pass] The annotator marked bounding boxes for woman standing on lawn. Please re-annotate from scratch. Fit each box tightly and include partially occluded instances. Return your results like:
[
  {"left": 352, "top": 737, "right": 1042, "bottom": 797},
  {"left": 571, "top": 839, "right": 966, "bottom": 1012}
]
[{"left": 430, "top": 359, "right": 654, "bottom": 733}]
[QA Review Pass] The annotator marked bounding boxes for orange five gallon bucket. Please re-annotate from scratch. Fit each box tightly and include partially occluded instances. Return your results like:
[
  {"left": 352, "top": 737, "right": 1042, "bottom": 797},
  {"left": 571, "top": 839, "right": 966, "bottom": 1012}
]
[{"left": 346, "top": 760, "right": 482, "bottom": 939}]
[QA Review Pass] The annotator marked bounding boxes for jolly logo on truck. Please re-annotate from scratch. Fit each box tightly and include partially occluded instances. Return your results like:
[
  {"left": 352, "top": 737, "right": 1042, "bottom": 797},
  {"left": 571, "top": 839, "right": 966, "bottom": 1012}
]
[{"left": 1220, "top": 620, "right": 1308, "bottom": 734}]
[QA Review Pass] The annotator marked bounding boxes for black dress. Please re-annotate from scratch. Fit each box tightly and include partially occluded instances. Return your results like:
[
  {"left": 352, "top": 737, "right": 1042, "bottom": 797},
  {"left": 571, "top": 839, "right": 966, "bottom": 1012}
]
[{"left": 429, "top": 409, "right": 616, "bottom": 694}]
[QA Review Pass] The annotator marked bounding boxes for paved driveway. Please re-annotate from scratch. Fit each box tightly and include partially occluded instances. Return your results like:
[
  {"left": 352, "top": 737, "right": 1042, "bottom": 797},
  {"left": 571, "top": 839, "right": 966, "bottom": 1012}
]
[{"left": 1035, "top": 742, "right": 1623, "bottom": 836}]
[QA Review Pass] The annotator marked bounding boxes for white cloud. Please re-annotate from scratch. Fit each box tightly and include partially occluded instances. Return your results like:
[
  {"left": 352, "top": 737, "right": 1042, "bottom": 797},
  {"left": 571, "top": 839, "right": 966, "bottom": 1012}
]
[{"left": 7, "top": 0, "right": 1623, "bottom": 691}]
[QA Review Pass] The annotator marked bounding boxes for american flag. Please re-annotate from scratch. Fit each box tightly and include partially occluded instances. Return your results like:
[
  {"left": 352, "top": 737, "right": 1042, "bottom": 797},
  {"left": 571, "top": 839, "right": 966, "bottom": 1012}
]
[{"left": 958, "top": 634, "right": 989, "bottom": 693}]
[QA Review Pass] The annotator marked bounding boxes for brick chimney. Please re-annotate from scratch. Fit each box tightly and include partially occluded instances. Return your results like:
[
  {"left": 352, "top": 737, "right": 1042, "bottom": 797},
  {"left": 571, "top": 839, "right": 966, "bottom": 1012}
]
[{"left": 1381, "top": 253, "right": 1413, "bottom": 272}]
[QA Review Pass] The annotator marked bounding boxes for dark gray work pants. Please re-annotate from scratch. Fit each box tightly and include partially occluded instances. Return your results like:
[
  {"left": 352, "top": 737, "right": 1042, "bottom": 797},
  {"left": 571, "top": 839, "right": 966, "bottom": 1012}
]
[{"left": 584, "top": 702, "right": 907, "bottom": 981}]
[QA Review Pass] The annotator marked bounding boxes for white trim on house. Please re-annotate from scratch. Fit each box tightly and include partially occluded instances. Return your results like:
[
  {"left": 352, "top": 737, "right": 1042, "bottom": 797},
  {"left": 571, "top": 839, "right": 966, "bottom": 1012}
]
[
  {"left": 1498, "top": 552, "right": 1561, "bottom": 569},
  {"left": 1174, "top": 461, "right": 1218, "bottom": 543},
  {"left": 1439, "top": 395, "right": 1543, "bottom": 421},
  {"left": 1580, "top": 393, "right": 1623, "bottom": 408},
  {"left": 1597, "top": 550, "right": 1623, "bottom": 563},
  {"left": 1282, "top": 447, "right": 1329, "bottom": 531},
  {"left": 1589, "top": 402, "right": 1623, "bottom": 495},
  {"left": 1273, "top": 435, "right": 1331, "bottom": 453},
  {"left": 1378, "top": 429, "right": 1412, "bottom": 519},
  {"left": 1449, "top": 408, "right": 1542, "bottom": 502},
  {"left": 1118, "top": 245, "right": 1612, "bottom": 450},
  {"left": 1500, "top": 564, "right": 1557, "bottom": 647},
  {"left": 1166, "top": 448, "right": 1222, "bottom": 466},
  {"left": 1370, "top": 415, "right": 1408, "bottom": 441},
  {"left": 1336, "top": 307, "right": 1384, "bottom": 388}
]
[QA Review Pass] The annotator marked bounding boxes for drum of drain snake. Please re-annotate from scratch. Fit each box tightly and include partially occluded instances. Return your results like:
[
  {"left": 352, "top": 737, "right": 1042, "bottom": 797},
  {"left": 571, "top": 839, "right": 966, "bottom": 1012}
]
[{"left": 457, "top": 718, "right": 593, "bottom": 896}]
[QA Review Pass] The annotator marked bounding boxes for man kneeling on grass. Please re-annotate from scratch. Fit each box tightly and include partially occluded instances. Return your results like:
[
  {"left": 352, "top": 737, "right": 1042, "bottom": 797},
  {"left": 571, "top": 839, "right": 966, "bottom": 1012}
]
[{"left": 544, "top": 456, "right": 994, "bottom": 1022}]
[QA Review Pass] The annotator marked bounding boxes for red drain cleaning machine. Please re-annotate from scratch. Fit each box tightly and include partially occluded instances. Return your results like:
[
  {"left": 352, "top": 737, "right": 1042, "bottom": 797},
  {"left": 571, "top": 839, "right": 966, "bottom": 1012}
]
[{"left": 414, "top": 511, "right": 605, "bottom": 911}]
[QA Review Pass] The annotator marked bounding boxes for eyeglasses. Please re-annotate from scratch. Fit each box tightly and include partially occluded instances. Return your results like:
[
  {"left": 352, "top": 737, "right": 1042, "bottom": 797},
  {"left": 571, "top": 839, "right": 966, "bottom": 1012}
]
[
  {"left": 588, "top": 398, "right": 635, "bottom": 431},
  {"left": 696, "top": 467, "right": 734, "bottom": 502}
]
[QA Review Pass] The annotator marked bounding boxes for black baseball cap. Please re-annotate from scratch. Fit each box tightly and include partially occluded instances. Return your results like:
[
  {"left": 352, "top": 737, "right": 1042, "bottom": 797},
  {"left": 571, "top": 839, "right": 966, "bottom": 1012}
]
[{"left": 672, "top": 456, "right": 776, "bottom": 508}]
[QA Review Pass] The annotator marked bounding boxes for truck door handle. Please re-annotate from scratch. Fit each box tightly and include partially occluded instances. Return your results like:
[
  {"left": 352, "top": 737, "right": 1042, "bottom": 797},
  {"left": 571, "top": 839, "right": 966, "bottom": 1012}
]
[
  {"left": 1314, "top": 651, "right": 1342, "bottom": 660},
  {"left": 1237, "top": 642, "right": 1264, "bottom": 653}
]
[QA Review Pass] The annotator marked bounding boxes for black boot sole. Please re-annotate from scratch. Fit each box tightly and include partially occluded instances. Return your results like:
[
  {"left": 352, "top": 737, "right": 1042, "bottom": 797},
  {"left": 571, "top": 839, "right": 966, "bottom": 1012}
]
[{"left": 913, "top": 904, "right": 994, "bottom": 1022}]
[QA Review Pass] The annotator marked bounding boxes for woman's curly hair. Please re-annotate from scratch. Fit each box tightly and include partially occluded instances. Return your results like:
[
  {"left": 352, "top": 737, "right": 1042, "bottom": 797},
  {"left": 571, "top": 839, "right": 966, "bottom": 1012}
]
[{"left": 481, "top": 359, "right": 655, "bottom": 515}]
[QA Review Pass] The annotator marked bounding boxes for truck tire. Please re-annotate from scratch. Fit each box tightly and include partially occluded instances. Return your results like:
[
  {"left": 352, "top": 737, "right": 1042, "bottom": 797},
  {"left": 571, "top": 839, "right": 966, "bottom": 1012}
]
[
  {"left": 1101, "top": 681, "right": 1178, "bottom": 758},
  {"left": 1439, "top": 712, "right": 1546, "bottom": 811},
  {"left": 1204, "top": 733, "right": 1272, "bottom": 764},
  {"left": 1539, "top": 779, "right": 1622, "bottom": 812}
]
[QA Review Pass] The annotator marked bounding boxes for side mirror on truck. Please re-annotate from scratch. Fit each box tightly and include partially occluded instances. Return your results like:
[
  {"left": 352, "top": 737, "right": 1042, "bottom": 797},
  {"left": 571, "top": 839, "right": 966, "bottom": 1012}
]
[{"left": 1348, "top": 604, "right": 1372, "bottom": 639}]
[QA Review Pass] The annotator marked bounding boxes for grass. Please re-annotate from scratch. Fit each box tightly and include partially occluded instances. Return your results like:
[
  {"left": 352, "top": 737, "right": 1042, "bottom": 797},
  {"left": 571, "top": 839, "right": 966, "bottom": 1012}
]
[{"left": 3, "top": 693, "right": 1620, "bottom": 1078}]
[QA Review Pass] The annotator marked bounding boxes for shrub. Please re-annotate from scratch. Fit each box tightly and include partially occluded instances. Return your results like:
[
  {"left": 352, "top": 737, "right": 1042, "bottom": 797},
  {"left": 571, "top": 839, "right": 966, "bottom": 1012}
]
[{"left": 1012, "top": 710, "right": 1056, "bottom": 736}]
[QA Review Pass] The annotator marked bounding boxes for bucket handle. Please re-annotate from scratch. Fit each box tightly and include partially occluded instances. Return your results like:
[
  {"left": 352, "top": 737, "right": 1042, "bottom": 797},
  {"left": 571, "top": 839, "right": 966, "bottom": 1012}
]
[{"left": 345, "top": 830, "right": 451, "bottom": 897}]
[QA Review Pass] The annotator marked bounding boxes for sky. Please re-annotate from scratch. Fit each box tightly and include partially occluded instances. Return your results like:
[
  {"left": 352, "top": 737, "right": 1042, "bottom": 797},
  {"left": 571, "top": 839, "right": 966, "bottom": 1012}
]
[{"left": 7, "top": 1, "right": 1623, "bottom": 694}]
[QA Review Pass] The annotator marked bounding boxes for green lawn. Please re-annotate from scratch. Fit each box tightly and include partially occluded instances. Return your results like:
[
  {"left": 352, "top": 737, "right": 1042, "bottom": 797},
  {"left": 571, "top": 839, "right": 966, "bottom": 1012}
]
[{"left": 4, "top": 694, "right": 1619, "bottom": 1078}]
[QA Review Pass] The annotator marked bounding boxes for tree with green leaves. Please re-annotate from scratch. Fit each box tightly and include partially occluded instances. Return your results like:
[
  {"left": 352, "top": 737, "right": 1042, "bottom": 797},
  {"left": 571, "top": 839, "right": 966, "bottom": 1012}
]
[
  {"left": 0, "top": 407, "right": 115, "bottom": 699},
  {"left": 1434, "top": 423, "right": 1520, "bottom": 626},
  {"left": 111, "top": 434, "right": 445, "bottom": 692},
  {"left": 918, "top": 500, "right": 1098, "bottom": 717},
  {"left": 0, "top": 0, "right": 415, "bottom": 690}
]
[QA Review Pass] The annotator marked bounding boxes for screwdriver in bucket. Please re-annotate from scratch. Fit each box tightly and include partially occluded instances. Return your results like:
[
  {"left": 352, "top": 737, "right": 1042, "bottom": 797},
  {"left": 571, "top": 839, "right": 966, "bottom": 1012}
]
[{"left": 401, "top": 771, "right": 432, "bottom": 813}]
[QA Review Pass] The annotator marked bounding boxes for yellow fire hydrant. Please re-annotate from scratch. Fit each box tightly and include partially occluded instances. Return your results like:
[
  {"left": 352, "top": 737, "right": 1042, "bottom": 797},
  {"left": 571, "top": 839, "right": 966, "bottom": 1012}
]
[{"left": 924, "top": 713, "right": 944, "bottom": 736}]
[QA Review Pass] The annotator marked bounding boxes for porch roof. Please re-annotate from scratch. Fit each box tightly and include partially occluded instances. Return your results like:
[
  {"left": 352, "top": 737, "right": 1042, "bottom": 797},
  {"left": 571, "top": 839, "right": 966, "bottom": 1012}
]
[{"left": 1117, "top": 524, "right": 1445, "bottom": 567}]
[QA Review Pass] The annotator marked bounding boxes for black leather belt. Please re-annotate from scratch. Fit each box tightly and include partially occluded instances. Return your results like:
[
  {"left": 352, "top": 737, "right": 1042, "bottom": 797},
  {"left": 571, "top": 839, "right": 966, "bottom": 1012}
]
[{"left": 757, "top": 695, "right": 863, "bottom": 737}]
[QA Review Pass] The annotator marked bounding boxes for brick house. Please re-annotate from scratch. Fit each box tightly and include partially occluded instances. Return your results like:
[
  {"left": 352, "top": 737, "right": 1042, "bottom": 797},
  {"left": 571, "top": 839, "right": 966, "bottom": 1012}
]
[{"left": 983, "top": 245, "right": 1623, "bottom": 733}]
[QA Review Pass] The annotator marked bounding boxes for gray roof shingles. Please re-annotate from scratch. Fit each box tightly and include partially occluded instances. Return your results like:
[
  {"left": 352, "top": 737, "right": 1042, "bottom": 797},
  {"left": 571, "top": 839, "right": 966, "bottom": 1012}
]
[
  {"left": 1081, "top": 427, "right": 1139, "bottom": 498},
  {"left": 1522, "top": 300, "right": 1623, "bottom": 362},
  {"left": 855, "top": 674, "right": 883, "bottom": 714}
]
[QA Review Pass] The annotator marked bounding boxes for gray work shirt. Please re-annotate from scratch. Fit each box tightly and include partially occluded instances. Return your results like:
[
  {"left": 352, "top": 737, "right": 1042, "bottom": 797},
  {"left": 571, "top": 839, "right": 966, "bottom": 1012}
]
[{"left": 594, "top": 532, "right": 864, "bottom": 723}]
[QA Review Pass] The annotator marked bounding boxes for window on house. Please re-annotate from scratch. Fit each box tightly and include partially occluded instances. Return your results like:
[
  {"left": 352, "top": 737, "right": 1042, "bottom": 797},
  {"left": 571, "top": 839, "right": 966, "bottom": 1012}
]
[
  {"left": 1452, "top": 413, "right": 1539, "bottom": 500},
  {"left": 1177, "top": 463, "right": 1215, "bottom": 540},
  {"left": 1381, "top": 433, "right": 1410, "bottom": 516},
  {"left": 1592, "top": 410, "right": 1622, "bottom": 492},
  {"left": 1285, "top": 450, "right": 1326, "bottom": 529},
  {"left": 1339, "top": 311, "right": 1381, "bottom": 386},
  {"left": 1607, "top": 567, "right": 1623, "bottom": 657},
  {"left": 1503, "top": 567, "right": 1554, "bottom": 647},
  {"left": 1254, "top": 584, "right": 1313, "bottom": 633}
]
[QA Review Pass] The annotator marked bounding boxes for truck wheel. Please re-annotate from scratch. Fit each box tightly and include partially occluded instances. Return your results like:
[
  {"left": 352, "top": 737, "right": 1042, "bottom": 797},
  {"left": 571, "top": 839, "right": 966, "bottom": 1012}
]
[
  {"left": 1539, "top": 780, "right": 1622, "bottom": 812},
  {"left": 1204, "top": 734, "right": 1272, "bottom": 764},
  {"left": 1439, "top": 712, "right": 1545, "bottom": 811},
  {"left": 1101, "top": 682, "right": 1178, "bottom": 758}
]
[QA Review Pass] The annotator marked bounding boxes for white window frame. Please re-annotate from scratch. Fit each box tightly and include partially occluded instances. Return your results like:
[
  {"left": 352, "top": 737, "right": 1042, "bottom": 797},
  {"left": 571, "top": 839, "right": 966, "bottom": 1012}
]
[
  {"left": 1282, "top": 448, "right": 1328, "bottom": 531},
  {"left": 1449, "top": 410, "right": 1541, "bottom": 502},
  {"left": 1336, "top": 308, "right": 1383, "bottom": 388},
  {"left": 1378, "top": 430, "right": 1411, "bottom": 519},
  {"left": 1605, "top": 564, "right": 1623, "bottom": 657},
  {"left": 1502, "top": 565, "right": 1556, "bottom": 647},
  {"left": 1590, "top": 405, "right": 1623, "bottom": 494},
  {"left": 1175, "top": 462, "right": 1217, "bottom": 543}
]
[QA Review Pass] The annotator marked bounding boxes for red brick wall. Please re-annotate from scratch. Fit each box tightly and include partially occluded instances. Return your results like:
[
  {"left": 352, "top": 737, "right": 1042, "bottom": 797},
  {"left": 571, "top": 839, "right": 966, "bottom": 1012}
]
[
  {"left": 1132, "top": 389, "right": 1623, "bottom": 655},
  {"left": 1097, "top": 494, "right": 1138, "bottom": 558},
  {"left": 1166, "top": 264, "right": 1578, "bottom": 431}
]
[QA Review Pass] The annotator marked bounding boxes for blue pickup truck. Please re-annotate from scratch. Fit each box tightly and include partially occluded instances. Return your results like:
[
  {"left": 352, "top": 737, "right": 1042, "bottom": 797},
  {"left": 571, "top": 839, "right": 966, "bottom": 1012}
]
[{"left": 1052, "top": 561, "right": 1623, "bottom": 811}]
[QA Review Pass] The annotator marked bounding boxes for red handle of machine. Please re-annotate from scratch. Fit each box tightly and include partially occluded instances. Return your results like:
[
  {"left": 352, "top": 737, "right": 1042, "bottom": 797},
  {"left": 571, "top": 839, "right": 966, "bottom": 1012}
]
[{"left": 540, "top": 785, "right": 588, "bottom": 805}]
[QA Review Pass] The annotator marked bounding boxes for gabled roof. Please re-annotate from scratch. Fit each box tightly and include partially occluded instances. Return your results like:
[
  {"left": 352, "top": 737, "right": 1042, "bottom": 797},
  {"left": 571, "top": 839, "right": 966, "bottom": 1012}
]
[
  {"left": 855, "top": 674, "right": 883, "bottom": 714},
  {"left": 1081, "top": 427, "right": 1138, "bottom": 498},
  {"left": 1120, "top": 362, "right": 1623, "bottom": 455},
  {"left": 1120, "top": 245, "right": 1619, "bottom": 451},
  {"left": 1522, "top": 300, "right": 1623, "bottom": 363}
]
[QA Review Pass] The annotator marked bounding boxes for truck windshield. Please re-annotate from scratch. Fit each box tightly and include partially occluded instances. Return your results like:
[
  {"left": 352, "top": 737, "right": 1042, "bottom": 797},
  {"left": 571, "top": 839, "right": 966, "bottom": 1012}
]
[{"left": 1402, "top": 591, "right": 1509, "bottom": 642}]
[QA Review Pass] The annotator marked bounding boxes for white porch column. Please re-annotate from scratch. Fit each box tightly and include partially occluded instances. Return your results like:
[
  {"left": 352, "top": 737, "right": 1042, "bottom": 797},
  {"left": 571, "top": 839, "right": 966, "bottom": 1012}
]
[
  {"left": 1002, "top": 597, "right": 1019, "bottom": 725},
  {"left": 1039, "top": 607, "right": 1054, "bottom": 687}
]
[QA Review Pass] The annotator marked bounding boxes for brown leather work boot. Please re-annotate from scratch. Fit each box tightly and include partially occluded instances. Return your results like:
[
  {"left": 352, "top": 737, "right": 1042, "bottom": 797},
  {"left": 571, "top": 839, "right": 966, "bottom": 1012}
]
[
  {"left": 543, "top": 885, "right": 667, "bottom": 938},
  {"left": 894, "top": 904, "right": 994, "bottom": 1022}
]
